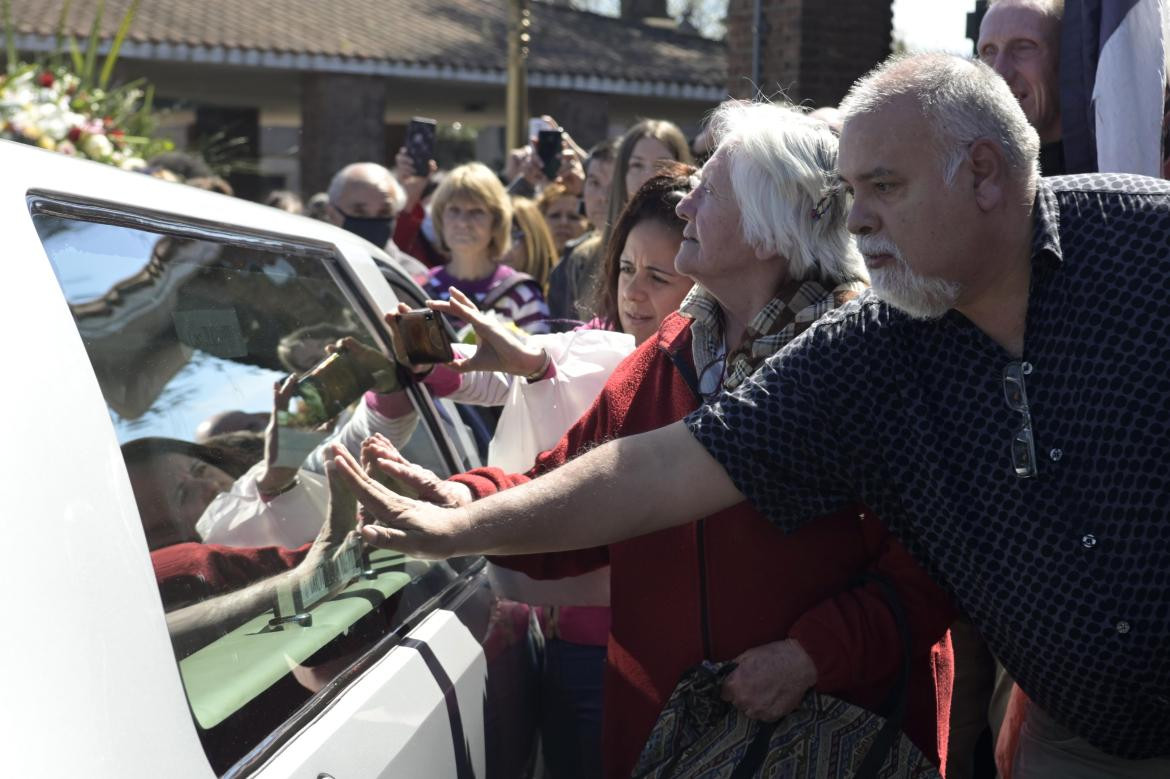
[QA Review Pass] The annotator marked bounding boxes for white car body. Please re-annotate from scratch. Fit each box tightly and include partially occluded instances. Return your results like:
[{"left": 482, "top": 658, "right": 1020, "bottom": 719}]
[{"left": 1, "top": 140, "right": 536, "bottom": 778}]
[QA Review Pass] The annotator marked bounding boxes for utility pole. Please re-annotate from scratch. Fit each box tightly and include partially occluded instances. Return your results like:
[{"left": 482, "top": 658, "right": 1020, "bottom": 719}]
[
  {"left": 966, "top": 0, "right": 989, "bottom": 54},
  {"left": 506, "top": 0, "right": 531, "bottom": 151}
]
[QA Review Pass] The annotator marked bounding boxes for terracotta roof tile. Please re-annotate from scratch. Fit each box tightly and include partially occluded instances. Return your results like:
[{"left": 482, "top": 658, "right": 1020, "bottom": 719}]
[{"left": 10, "top": 0, "right": 726, "bottom": 87}]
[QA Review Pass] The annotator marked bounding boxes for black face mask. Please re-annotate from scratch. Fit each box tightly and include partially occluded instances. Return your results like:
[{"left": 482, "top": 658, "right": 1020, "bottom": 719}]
[{"left": 334, "top": 205, "right": 394, "bottom": 249}]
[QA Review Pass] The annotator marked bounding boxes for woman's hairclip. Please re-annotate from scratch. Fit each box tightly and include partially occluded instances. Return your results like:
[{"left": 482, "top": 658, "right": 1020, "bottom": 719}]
[{"left": 811, "top": 193, "right": 833, "bottom": 221}]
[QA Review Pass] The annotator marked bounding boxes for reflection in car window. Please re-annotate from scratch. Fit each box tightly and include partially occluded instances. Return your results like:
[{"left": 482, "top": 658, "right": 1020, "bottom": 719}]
[{"left": 34, "top": 209, "right": 467, "bottom": 774}]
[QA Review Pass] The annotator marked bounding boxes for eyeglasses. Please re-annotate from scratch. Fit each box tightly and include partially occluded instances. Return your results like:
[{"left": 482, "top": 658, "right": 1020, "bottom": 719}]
[{"left": 1002, "top": 361, "right": 1038, "bottom": 478}]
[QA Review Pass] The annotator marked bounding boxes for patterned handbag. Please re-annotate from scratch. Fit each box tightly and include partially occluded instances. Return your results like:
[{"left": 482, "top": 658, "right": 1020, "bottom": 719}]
[{"left": 631, "top": 575, "right": 941, "bottom": 779}]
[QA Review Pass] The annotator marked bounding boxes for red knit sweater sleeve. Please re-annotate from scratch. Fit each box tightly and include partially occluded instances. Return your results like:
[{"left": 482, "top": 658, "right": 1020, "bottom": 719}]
[
  {"left": 446, "top": 356, "right": 633, "bottom": 579},
  {"left": 787, "top": 511, "right": 956, "bottom": 693}
]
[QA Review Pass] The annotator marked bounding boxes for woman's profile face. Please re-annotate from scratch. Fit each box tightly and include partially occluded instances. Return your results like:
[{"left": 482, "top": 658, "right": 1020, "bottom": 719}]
[
  {"left": 625, "top": 137, "right": 675, "bottom": 199},
  {"left": 616, "top": 219, "right": 692, "bottom": 345},
  {"left": 128, "top": 452, "right": 236, "bottom": 550},
  {"left": 441, "top": 193, "right": 495, "bottom": 257}
]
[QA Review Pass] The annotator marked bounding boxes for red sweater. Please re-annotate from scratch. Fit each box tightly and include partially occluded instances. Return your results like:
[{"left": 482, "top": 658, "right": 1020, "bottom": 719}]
[{"left": 451, "top": 312, "right": 956, "bottom": 777}]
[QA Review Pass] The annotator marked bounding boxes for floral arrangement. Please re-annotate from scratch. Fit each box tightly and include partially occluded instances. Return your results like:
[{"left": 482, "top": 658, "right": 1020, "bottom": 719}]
[{"left": 0, "top": 0, "right": 171, "bottom": 169}]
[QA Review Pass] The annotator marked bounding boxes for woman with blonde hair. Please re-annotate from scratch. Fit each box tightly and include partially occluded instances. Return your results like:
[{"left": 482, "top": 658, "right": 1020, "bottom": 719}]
[
  {"left": 422, "top": 162, "right": 549, "bottom": 334},
  {"left": 503, "top": 196, "right": 559, "bottom": 292}
]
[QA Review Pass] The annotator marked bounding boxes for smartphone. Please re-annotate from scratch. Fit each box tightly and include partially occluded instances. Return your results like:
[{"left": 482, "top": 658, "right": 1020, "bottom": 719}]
[
  {"left": 396, "top": 308, "right": 455, "bottom": 364},
  {"left": 405, "top": 117, "right": 437, "bottom": 177},
  {"left": 536, "top": 128, "right": 564, "bottom": 181}
]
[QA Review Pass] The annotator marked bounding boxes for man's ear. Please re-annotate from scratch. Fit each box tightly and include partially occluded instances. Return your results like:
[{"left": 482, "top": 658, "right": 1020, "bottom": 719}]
[
  {"left": 325, "top": 203, "right": 344, "bottom": 227},
  {"left": 969, "top": 139, "right": 1006, "bottom": 211}
]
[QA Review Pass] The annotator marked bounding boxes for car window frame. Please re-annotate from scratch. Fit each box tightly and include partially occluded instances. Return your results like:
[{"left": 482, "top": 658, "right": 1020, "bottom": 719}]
[{"left": 27, "top": 190, "right": 490, "bottom": 777}]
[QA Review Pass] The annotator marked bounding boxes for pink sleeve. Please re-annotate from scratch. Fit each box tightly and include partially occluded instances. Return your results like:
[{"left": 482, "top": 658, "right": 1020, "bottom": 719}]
[
  {"left": 422, "top": 364, "right": 464, "bottom": 397},
  {"left": 363, "top": 390, "right": 414, "bottom": 418}
]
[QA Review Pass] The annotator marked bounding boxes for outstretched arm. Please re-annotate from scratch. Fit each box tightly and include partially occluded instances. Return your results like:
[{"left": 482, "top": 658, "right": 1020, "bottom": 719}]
[{"left": 336, "top": 420, "right": 745, "bottom": 559}]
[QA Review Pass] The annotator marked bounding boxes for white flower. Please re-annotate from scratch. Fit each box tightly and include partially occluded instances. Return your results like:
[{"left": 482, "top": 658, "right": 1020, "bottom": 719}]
[{"left": 81, "top": 132, "right": 114, "bottom": 159}]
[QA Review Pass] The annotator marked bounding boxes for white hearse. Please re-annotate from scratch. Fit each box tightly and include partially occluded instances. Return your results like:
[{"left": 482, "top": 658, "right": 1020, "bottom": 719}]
[{"left": 1, "top": 140, "right": 538, "bottom": 778}]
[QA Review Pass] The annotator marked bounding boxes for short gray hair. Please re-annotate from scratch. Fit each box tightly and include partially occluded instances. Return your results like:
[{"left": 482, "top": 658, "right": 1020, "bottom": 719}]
[
  {"left": 707, "top": 100, "right": 867, "bottom": 286},
  {"left": 839, "top": 53, "right": 1041, "bottom": 189},
  {"left": 327, "top": 162, "right": 407, "bottom": 213},
  {"left": 988, "top": 0, "right": 1064, "bottom": 22}
]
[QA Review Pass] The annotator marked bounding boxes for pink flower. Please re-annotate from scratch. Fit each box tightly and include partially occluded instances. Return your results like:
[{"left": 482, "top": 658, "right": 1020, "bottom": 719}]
[{"left": 38, "top": 71, "right": 54, "bottom": 88}]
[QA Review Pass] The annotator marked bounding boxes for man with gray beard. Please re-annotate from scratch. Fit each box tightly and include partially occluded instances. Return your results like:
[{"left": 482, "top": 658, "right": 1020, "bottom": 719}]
[{"left": 335, "top": 52, "right": 1170, "bottom": 778}]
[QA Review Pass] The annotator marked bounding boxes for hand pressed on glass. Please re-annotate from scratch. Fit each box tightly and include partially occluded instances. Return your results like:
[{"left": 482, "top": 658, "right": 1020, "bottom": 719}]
[
  {"left": 330, "top": 443, "right": 464, "bottom": 559},
  {"left": 360, "top": 432, "right": 472, "bottom": 507}
]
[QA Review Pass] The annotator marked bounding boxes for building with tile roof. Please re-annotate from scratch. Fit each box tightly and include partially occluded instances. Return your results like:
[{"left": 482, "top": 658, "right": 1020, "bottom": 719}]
[{"left": 7, "top": 0, "right": 728, "bottom": 197}]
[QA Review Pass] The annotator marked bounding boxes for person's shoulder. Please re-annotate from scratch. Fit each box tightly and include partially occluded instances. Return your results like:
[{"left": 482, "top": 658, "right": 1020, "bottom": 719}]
[
  {"left": 565, "top": 229, "right": 598, "bottom": 253},
  {"left": 801, "top": 289, "right": 908, "bottom": 344},
  {"left": 654, "top": 310, "right": 694, "bottom": 349},
  {"left": 490, "top": 262, "right": 518, "bottom": 281},
  {"left": 1046, "top": 173, "right": 1170, "bottom": 198}
]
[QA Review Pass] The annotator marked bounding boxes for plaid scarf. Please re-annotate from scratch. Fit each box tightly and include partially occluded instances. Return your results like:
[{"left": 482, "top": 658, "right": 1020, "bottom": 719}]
[{"left": 680, "top": 279, "right": 866, "bottom": 392}]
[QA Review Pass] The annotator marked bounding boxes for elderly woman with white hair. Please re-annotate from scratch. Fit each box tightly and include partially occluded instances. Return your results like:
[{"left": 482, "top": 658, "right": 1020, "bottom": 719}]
[{"left": 344, "top": 100, "right": 957, "bottom": 777}]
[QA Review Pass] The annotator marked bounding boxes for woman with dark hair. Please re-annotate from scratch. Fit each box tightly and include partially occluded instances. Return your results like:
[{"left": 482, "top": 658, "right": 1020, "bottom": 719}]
[
  {"left": 591, "top": 160, "right": 698, "bottom": 342},
  {"left": 599, "top": 119, "right": 693, "bottom": 261},
  {"left": 122, "top": 434, "right": 260, "bottom": 551}
]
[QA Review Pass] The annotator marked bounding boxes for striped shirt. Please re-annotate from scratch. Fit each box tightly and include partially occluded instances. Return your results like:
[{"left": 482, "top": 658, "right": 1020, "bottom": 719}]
[{"left": 423, "top": 264, "right": 550, "bottom": 334}]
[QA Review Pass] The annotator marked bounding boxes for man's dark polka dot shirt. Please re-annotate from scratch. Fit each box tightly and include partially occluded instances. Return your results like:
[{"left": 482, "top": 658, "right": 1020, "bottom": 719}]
[{"left": 685, "top": 175, "right": 1170, "bottom": 759}]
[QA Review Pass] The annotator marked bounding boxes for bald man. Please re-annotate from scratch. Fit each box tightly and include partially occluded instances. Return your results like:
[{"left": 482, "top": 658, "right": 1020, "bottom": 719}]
[
  {"left": 326, "top": 162, "right": 426, "bottom": 276},
  {"left": 977, "top": 0, "right": 1065, "bottom": 174}
]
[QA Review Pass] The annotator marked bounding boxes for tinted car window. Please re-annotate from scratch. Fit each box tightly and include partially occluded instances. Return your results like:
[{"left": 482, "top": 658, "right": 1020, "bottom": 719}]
[{"left": 33, "top": 201, "right": 470, "bottom": 774}]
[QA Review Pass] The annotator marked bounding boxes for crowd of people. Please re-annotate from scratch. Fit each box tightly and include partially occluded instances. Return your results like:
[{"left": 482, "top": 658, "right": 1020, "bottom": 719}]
[{"left": 121, "top": 1, "right": 1170, "bottom": 777}]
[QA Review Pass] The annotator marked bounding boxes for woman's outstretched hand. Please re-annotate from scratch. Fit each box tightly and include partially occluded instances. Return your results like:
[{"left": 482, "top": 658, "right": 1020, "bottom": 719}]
[
  {"left": 360, "top": 433, "right": 473, "bottom": 507},
  {"left": 426, "top": 287, "right": 547, "bottom": 377},
  {"left": 330, "top": 443, "right": 465, "bottom": 559}
]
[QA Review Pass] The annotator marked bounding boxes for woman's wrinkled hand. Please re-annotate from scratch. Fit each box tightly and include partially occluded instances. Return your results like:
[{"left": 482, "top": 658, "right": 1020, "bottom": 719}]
[
  {"left": 361, "top": 433, "right": 473, "bottom": 507},
  {"left": 425, "top": 287, "right": 547, "bottom": 378},
  {"left": 330, "top": 444, "right": 466, "bottom": 559},
  {"left": 720, "top": 639, "right": 818, "bottom": 721}
]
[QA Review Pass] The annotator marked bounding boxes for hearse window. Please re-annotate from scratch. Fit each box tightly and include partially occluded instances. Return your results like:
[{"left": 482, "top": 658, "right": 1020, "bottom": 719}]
[{"left": 33, "top": 209, "right": 465, "bottom": 774}]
